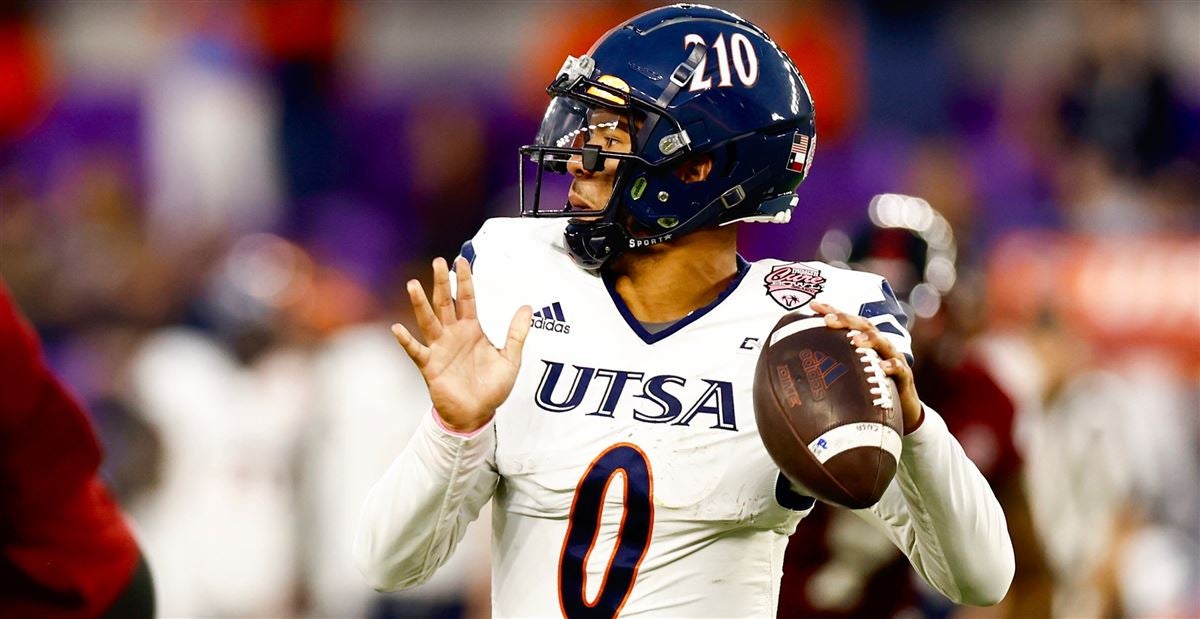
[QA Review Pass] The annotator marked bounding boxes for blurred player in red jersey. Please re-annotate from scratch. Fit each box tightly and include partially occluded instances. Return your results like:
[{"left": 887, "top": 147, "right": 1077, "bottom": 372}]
[{"left": 0, "top": 278, "right": 154, "bottom": 618}]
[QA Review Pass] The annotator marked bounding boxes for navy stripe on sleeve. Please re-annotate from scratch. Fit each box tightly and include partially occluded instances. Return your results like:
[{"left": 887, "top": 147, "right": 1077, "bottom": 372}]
[{"left": 459, "top": 240, "right": 477, "bottom": 267}]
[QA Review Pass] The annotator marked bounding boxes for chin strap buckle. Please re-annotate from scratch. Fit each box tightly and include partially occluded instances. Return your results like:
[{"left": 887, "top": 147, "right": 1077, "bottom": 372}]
[{"left": 659, "top": 42, "right": 707, "bottom": 105}]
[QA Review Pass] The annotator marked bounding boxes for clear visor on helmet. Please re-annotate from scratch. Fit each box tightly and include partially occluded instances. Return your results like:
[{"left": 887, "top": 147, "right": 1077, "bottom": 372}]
[{"left": 519, "top": 94, "right": 643, "bottom": 218}]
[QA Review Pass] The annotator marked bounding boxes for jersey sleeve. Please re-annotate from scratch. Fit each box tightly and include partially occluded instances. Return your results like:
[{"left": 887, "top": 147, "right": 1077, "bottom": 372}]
[
  {"left": 353, "top": 409, "right": 499, "bottom": 591},
  {"left": 852, "top": 277, "right": 913, "bottom": 365},
  {"left": 449, "top": 218, "right": 524, "bottom": 347},
  {"left": 851, "top": 405, "right": 1015, "bottom": 606}
]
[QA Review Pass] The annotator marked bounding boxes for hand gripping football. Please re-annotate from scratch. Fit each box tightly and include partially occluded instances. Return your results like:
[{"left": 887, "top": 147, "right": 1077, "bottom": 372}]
[{"left": 753, "top": 313, "right": 903, "bottom": 509}]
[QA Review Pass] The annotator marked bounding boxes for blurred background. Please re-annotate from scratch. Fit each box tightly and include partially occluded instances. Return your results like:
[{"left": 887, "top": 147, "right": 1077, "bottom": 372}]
[{"left": 0, "top": 1, "right": 1196, "bottom": 618}]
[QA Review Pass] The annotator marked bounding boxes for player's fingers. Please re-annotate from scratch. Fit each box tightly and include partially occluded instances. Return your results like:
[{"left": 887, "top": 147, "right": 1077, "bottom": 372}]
[
  {"left": 812, "top": 302, "right": 864, "bottom": 331},
  {"left": 501, "top": 305, "right": 533, "bottom": 366},
  {"left": 455, "top": 257, "right": 477, "bottom": 321},
  {"left": 879, "top": 356, "right": 914, "bottom": 391},
  {"left": 838, "top": 312, "right": 875, "bottom": 332},
  {"left": 850, "top": 327, "right": 899, "bottom": 361},
  {"left": 816, "top": 302, "right": 900, "bottom": 361},
  {"left": 820, "top": 308, "right": 869, "bottom": 333},
  {"left": 810, "top": 301, "right": 837, "bottom": 315},
  {"left": 431, "top": 258, "right": 456, "bottom": 325},
  {"left": 391, "top": 322, "right": 430, "bottom": 367},
  {"left": 812, "top": 301, "right": 859, "bottom": 320},
  {"left": 408, "top": 279, "right": 443, "bottom": 341}
]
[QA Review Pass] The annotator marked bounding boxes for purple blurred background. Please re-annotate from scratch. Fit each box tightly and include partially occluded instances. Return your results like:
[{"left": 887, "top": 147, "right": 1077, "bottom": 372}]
[{"left": 1, "top": 2, "right": 1197, "bottom": 618}]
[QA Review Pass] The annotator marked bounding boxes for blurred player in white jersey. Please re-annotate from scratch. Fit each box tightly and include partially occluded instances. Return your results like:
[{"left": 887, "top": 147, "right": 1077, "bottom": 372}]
[{"left": 356, "top": 5, "right": 1013, "bottom": 617}]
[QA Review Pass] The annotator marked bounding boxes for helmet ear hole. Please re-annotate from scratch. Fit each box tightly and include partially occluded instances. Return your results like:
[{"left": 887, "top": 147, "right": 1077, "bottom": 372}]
[{"left": 674, "top": 154, "right": 714, "bottom": 184}]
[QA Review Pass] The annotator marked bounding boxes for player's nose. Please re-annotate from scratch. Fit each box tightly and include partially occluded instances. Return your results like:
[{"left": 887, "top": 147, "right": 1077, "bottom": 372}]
[
  {"left": 566, "top": 145, "right": 605, "bottom": 178},
  {"left": 566, "top": 153, "right": 590, "bottom": 178}
]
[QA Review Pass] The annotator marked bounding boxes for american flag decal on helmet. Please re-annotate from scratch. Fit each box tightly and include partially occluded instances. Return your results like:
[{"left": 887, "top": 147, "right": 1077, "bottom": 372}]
[{"left": 788, "top": 132, "right": 813, "bottom": 175}]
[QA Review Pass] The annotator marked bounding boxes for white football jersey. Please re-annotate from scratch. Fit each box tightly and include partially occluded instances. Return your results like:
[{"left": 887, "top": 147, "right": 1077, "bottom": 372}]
[{"left": 356, "top": 218, "right": 1014, "bottom": 618}]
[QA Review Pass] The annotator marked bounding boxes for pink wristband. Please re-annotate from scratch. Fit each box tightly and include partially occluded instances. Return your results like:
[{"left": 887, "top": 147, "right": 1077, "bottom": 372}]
[{"left": 431, "top": 407, "right": 492, "bottom": 439}]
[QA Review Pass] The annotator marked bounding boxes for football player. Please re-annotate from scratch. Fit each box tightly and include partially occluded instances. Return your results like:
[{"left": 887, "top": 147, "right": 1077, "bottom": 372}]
[
  {"left": 356, "top": 5, "right": 1013, "bottom": 617},
  {"left": 0, "top": 278, "right": 154, "bottom": 619}
]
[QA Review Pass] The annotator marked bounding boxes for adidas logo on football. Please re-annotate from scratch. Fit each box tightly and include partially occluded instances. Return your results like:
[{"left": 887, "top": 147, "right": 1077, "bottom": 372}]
[
  {"left": 800, "top": 349, "right": 846, "bottom": 400},
  {"left": 531, "top": 302, "right": 571, "bottom": 334}
]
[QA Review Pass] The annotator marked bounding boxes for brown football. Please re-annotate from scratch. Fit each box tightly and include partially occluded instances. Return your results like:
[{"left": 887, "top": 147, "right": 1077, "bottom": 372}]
[{"left": 753, "top": 313, "right": 903, "bottom": 509}]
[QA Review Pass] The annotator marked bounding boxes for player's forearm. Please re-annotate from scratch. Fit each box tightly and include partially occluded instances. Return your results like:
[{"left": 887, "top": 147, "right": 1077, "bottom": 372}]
[
  {"left": 890, "top": 405, "right": 1015, "bottom": 605},
  {"left": 353, "top": 409, "right": 498, "bottom": 591}
]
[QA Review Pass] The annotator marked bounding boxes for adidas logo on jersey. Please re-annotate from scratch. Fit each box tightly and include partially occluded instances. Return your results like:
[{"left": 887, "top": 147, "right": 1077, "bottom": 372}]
[{"left": 531, "top": 302, "right": 571, "bottom": 334}]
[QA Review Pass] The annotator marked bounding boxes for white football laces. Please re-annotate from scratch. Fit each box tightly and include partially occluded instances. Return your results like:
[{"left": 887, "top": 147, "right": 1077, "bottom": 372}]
[{"left": 847, "top": 329, "right": 895, "bottom": 410}]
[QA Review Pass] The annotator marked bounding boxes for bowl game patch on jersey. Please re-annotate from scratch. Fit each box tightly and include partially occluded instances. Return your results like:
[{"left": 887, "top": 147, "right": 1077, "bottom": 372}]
[{"left": 764, "top": 263, "right": 826, "bottom": 310}]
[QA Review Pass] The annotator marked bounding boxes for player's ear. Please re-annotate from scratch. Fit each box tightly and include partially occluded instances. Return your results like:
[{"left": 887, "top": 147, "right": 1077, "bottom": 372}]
[{"left": 675, "top": 154, "right": 713, "bottom": 184}]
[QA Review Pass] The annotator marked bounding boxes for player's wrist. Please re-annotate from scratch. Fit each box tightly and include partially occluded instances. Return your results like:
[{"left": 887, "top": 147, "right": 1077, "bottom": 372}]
[
  {"left": 903, "top": 404, "right": 927, "bottom": 436},
  {"left": 431, "top": 406, "right": 495, "bottom": 437}
]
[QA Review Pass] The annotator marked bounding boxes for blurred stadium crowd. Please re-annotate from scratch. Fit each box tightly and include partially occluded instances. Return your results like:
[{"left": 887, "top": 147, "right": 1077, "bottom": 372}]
[{"left": 0, "top": 1, "right": 1197, "bottom": 618}]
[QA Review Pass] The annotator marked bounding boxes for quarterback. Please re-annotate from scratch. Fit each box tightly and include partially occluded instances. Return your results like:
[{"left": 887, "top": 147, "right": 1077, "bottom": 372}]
[{"left": 356, "top": 5, "right": 1014, "bottom": 618}]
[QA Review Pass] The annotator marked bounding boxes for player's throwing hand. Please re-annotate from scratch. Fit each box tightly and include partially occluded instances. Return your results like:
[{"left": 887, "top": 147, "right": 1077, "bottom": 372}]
[
  {"left": 810, "top": 301, "right": 923, "bottom": 433},
  {"left": 391, "top": 257, "right": 532, "bottom": 433}
]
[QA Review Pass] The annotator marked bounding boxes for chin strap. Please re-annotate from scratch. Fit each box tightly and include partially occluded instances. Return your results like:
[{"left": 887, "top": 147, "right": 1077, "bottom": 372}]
[
  {"left": 657, "top": 41, "right": 707, "bottom": 107},
  {"left": 635, "top": 42, "right": 708, "bottom": 158}
]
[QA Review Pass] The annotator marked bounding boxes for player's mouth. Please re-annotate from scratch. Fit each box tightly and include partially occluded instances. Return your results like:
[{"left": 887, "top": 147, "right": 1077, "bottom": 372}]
[{"left": 566, "top": 189, "right": 602, "bottom": 216}]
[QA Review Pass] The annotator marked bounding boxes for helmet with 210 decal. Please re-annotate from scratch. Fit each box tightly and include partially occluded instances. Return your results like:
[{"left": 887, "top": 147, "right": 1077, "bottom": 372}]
[{"left": 518, "top": 3, "right": 817, "bottom": 270}]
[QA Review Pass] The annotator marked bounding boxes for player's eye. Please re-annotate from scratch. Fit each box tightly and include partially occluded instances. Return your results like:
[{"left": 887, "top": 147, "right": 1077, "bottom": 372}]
[{"left": 604, "top": 137, "right": 619, "bottom": 148}]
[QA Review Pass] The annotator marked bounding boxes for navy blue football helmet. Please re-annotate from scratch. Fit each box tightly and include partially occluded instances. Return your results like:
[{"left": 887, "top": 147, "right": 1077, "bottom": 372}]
[{"left": 519, "top": 3, "right": 816, "bottom": 270}]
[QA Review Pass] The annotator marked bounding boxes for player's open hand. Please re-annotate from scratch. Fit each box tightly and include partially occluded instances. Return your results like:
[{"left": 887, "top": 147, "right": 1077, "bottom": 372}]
[
  {"left": 810, "top": 302, "right": 923, "bottom": 433},
  {"left": 392, "top": 257, "right": 532, "bottom": 433}
]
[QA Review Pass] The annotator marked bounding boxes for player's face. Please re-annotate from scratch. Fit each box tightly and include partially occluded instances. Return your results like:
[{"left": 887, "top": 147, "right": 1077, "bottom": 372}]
[{"left": 565, "top": 108, "right": 633, "bottom": 216}]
